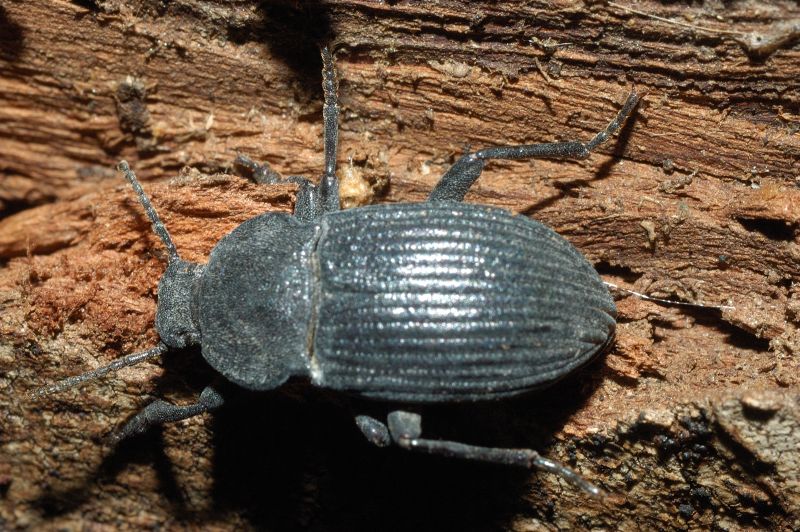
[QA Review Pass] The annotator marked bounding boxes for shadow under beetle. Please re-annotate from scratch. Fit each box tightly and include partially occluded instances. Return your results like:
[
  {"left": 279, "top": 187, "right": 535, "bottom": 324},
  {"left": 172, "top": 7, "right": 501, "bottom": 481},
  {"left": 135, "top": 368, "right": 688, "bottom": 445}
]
[{"left": 33, "top": 48, "right": 640, "bottom": 497}]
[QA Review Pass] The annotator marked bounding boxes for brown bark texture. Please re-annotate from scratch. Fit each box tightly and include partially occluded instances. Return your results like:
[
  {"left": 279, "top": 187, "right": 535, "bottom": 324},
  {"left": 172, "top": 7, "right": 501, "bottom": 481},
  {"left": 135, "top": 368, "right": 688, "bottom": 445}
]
[{"left": 1, "top": 0, "right": 799, "bottom": 530}]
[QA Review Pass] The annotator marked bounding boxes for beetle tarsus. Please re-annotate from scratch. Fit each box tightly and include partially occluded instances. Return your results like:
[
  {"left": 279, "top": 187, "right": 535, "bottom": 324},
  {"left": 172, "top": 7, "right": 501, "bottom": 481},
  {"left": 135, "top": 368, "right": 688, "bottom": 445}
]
[
  {"left": 585, "top": 89, "right": 639, "bottom": 151},
  {"left": 234, "top": 154, "right": 284, "bottom": 184}
]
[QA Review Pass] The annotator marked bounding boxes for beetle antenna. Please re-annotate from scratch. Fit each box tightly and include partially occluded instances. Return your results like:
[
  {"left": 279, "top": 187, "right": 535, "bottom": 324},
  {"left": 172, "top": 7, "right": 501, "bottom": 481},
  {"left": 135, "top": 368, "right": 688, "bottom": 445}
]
[
  {"left": 118, "top": 161, "right": 180, "bottom": 263},
  {"left": 603, "top": 281, "right": 735, "bottom": 311},
  {"left": 28, "top": 344, "right": 168, "bottom": 399},
  {"left": 320, "top": 46, "right": 339, "bottom": 179}
]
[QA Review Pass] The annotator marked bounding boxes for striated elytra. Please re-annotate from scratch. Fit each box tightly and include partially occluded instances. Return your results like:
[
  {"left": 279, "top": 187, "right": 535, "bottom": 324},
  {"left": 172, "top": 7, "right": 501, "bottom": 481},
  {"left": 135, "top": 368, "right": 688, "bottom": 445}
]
[{"left": 34, "top": 47, "right": 639, "bottom": 497}]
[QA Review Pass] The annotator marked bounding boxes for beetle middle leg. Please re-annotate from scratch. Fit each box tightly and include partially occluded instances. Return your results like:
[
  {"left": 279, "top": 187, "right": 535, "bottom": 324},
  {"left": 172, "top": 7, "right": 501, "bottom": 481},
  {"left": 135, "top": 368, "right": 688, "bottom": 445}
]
[
  {"left": 111, "top": 384, "right": 225, "bottom": 443},
  {"left": 428, "top": 90, "right": 639, "bottom": 202},
  {"left": 355, "top": 411, "right": 602, "bottom": 497}
]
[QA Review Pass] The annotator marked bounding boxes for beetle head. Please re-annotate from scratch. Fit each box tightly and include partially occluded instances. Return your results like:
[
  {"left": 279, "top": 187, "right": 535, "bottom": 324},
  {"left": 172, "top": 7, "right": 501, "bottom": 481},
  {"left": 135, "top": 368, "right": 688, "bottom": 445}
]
[{"left": 156, "top": 259, "right": 204, "bottom": 349}]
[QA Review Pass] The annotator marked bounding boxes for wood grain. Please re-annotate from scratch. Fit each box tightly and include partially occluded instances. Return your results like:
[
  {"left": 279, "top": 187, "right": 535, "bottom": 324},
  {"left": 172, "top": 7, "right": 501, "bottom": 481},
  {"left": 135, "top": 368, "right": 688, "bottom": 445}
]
[{"left": 1, "top": 1, "right": 798, "bottom": 529}]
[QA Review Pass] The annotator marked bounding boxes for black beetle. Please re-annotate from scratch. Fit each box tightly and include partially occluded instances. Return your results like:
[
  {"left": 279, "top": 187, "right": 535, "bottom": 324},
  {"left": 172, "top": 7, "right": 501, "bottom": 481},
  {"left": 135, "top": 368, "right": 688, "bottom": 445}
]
[{"left": 33, "top": 48, "right": 640, "bottom": 496}]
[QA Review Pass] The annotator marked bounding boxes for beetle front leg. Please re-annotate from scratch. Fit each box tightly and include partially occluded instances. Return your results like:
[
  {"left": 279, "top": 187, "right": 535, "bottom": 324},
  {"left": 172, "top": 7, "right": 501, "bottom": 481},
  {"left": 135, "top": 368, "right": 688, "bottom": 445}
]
[
  {"left": 234, "top": 154, "right": 321, "bottom": 222},
  {"left": 234, "top": 154, "right": 285, "bottom": 185},
  {"left": 363, "top": 411, "right": 604, "bottom": 498},
  {"left": 111, "top": 384, "right": 225, "bottom": 444},
  {"left": 427, "top": 90, "right": 639, "bottom": 202}
]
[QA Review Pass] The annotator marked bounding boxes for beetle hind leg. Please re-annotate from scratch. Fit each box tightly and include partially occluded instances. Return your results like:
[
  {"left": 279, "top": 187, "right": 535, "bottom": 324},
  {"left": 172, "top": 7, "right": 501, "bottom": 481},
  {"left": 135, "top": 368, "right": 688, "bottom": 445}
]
[
  {"left": 110, "top": 384, "right": 225, "bottom": 444},
  {"left": 356, "top": 411, "right": 603, "bottom": 498},
  {"left": 427, "top": 90, "right": 639, "bottom": 203}
]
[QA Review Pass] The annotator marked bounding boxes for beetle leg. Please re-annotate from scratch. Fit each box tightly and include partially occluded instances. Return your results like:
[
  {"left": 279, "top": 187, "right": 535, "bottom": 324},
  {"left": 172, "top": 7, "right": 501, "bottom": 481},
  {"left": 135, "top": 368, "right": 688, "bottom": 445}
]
[
  {"left": 293, "top": 181, "right": 321, "bottom": 223},
  {"left": 384, "top": 410, "right": 604, "bottom": 498},
  {"left": 428, "top": 90, "right": 639, "bottom": 202},
  {"left": 354, "top": 415, "right": 392, "bottom": 447},
  {"left": 110, "top": 384, "right": 225, "bottom": 444},
  {"left": 234, "top": 154, "right": 321, "bottom": 222},
  {"left": 234, "top": 154, "right": 285, "bottom": 185}
]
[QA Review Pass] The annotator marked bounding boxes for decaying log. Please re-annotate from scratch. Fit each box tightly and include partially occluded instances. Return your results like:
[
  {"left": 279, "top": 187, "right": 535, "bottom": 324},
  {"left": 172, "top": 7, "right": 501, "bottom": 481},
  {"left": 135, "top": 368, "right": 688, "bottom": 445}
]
[{"left": 1, "top": 1, "right": 798, "bottom": 529}]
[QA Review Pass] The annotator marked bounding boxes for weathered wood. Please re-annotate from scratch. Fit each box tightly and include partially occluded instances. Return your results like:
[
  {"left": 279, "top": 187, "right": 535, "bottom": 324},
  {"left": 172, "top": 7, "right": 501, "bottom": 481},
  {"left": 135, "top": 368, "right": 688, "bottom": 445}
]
[{"left": 1, "top": 0, "right": 798, "bottom": 529}]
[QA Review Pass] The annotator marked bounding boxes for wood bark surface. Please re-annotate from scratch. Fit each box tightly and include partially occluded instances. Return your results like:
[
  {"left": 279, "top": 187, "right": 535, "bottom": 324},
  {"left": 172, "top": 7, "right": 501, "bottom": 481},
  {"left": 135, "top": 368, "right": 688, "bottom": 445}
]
[{"left": 1, "top": 1, "right": 799, "bottom": 530}]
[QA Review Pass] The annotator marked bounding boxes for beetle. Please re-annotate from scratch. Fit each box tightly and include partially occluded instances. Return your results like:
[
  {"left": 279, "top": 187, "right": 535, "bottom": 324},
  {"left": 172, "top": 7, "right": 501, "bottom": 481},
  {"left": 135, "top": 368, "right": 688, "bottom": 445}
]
[{"left": 33, "top": 47, "right": 640, "bottom": 497}]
